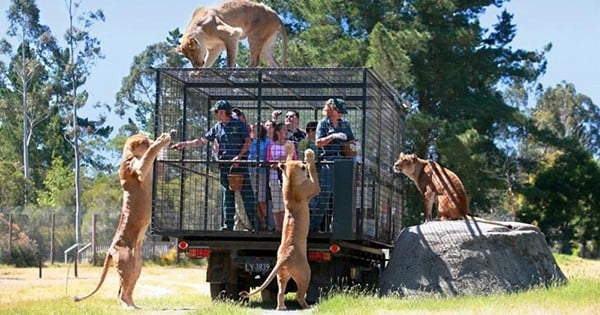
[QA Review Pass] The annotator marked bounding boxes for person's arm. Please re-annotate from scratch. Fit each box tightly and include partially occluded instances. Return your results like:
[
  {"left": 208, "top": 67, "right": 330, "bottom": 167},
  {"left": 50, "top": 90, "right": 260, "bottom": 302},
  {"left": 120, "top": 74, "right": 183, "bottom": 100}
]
[
  {"left": 266, "top": 142, "right": 274, "bottom": 161},
  {"left": 234, "top": 136, "right": 251, "bottom": 161},
  {"left": 171, "top": 137, "right": 208, "bottom": 150},
  {"left": 292, "top": 144, "right": 298, "bottom": 160}
]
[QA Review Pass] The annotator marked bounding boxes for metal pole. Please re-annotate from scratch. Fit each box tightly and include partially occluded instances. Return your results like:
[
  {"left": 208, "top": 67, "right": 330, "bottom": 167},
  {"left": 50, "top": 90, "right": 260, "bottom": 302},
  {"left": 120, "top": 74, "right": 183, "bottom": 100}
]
[
  {"left": 92, "top": 213, "right": 97, "bottom": 265},
  {"left": 50, "top": 213, "right": 55, "bottom": 264},
  {"left": 8, "top": 214, "right": 12, "bottom": 261}
]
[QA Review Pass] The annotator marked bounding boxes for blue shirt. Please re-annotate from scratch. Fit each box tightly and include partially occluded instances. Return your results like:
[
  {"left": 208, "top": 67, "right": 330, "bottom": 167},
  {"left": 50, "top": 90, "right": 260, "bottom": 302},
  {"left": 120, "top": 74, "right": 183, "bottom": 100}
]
[
  {"left": 316, "top": 117, "right": 355, "bottom": 157},
  {"left": 248, "top": 138, "right": 271, "bottom": 174},
  {"left": 205, "top": 117, "right": 249, "bottom": 160}
]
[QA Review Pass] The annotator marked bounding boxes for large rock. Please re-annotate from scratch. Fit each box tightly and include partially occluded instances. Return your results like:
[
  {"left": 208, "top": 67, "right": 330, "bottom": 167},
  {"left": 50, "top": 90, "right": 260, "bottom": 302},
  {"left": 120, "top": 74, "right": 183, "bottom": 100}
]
[{"left": 378, "top": 221, "right": 567, "bottom": 297}]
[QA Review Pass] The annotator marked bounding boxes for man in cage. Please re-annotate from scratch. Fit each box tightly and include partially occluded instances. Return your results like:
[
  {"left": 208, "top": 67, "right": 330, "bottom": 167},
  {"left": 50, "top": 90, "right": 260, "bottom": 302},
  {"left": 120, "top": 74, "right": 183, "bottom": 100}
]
[
  {"left": 172, "top": 100, "right": 257, "bottom": 231},
  {"left": 314, "top": 98, "right": 356, "bottom": 232}
]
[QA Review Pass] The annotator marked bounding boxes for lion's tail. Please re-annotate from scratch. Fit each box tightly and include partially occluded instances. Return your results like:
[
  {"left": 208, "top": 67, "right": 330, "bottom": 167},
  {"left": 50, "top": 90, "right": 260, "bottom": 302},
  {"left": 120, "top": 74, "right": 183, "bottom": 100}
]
[
  {"left": 279, "top": 20, "right": 288, "bottom": 67},
  {"left": 239, "top": 258, "right": 285, "bottom": 299},
  {"left": 73, "top": 253, "right": 113, "bottom": 302}
]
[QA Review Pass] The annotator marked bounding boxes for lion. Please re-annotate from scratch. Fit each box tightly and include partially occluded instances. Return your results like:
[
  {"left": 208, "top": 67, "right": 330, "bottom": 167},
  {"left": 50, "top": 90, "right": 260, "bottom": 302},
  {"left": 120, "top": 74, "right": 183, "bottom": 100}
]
[
  {"left": 74, "top": 132, "right": 172, "bottom": 308},
  {"left": 394, "top": 153, "right": 512, "bottom": 227},
  {"left": 239, "top": 142, "right": 320, "bottom": 310},
  {"left": 178, "top": 0, "right": 288, "bottom": 68}
]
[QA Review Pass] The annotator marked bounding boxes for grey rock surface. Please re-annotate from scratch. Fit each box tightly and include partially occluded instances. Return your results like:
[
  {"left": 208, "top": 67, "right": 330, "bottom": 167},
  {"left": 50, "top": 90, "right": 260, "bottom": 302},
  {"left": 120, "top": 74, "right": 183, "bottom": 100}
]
[{"left": 378, "top": 220, "right": 567, "bottom": 297}]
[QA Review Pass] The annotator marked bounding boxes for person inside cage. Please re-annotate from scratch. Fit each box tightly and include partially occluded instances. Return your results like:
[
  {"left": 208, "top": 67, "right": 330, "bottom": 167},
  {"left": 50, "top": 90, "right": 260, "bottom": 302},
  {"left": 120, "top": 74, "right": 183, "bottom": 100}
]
[
  {"left": 248, "top": 122, "right": 271, "bottom": 230},
  {"left": 267, "top": 122, "right": 298, "bottom": 231},
  {"left": 271, "top": 109, "right": 307, "bottom": 145},
  {"left": 314, "top": 98, "right": 356, "bottom": 232},
  {"left": 171, "top": 100, "right": 256, "bottom": 231}
]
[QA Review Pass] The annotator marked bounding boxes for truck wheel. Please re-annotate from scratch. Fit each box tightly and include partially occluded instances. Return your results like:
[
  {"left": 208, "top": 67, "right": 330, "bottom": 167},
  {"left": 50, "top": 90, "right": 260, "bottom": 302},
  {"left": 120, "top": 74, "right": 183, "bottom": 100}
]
[
  {"left": 260, "top": 288, "right": 276, "bottom": 302},
  {"left": 210, "top": 283, "right": 225, "bottom": 300}
]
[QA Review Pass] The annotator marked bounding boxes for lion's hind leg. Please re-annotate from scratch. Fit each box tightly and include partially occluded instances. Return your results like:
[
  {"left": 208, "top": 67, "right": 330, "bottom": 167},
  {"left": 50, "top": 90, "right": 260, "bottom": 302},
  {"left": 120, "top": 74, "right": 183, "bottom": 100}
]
[
  {"left": 276, "top": 270, "right": 291, "bottom": 310},
  {"left": 114, "top": 245, "right": 140, "bottom": 309},
  {"left": 290, "top": 263, "right": 311, "bottom": 309}
]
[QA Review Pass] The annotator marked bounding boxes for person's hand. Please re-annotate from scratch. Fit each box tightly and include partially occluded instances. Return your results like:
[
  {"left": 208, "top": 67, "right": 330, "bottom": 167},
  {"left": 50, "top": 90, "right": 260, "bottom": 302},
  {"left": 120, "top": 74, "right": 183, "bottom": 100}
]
[
  {"left": 331, "top": 132, "right": 347, "bottom": 141},
  {"left": 171, "top": 142, "right": 186, "bottom": 150},
  {"left": 272, "top": 110, "right": 282, "bottom": 120},
  {"left": 349, "top": 141, "right": 361, "bottom": 152}
]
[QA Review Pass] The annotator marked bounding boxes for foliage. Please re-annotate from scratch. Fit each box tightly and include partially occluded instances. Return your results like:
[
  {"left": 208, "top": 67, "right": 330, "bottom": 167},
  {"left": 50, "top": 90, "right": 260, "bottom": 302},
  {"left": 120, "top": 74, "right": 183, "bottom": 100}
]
[
  {"left": 532, "top": 82, "right": 600, "bottom": 158},
  {"left": 0, "top": 213, "right": 40, "bottom": 266},
  {"left": 80, "top": 172, "right": 121, "bottom": 245},
  {"left": 0, "top": 0, "right": 598, "bottom": 264},
  {"left": 520, "top": 142, "right": 600, "bottom": 256},
  {"left": 114, "top": 29, "right": 187, "bottom": 134}
]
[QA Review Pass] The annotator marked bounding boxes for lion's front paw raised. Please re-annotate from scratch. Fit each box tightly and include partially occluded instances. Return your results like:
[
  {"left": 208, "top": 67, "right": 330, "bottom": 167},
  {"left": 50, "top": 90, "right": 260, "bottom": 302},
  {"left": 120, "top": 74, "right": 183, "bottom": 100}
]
[
  {"left": 156, "top": 133, "right": 171, "bottom": 145},
  {"left": 304, "top": 149, "right": 315, "bottom": 163}
]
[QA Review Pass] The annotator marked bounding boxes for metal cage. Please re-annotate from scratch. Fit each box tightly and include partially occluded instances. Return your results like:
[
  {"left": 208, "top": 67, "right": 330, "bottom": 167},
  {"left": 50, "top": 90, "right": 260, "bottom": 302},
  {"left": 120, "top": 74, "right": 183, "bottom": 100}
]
[{"left": 152, "top": 67, "right": 406, "bottom": 246}]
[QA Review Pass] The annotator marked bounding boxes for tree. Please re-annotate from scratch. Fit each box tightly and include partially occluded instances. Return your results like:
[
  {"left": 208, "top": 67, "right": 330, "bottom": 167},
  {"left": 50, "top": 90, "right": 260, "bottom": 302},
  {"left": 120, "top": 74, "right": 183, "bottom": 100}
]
[
  {"left": 532, "top": 82, "right": 600, "bottom": 158},
  {"left": 262, "top": 0, "right": 548, "bottom": 218},
  {"left": 58, "top": 0, "right": 106, "bottom": 270},
  {"left": 520, "top": 142, "right": 600, "bottom": 256},
  {"left": 517, "top": 83, "right": 600, "bottom": 256},
  {"left": 115, "top": 30, "right": 187, "bottom": 133},
  {"left": 5, "top": 0, "right": 60, "bottom": 204}
]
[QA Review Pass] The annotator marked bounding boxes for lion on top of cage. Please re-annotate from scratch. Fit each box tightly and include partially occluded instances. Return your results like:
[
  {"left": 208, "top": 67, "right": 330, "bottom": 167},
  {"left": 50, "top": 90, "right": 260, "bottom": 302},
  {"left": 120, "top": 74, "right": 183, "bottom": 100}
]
[{"left": 178, "top": 0, "right": 288, "bottom": 68}]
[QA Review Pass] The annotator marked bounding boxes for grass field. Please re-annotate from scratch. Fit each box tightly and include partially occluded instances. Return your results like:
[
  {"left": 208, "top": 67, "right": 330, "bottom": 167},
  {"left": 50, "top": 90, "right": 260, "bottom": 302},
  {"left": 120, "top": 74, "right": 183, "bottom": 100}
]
[{"left": 0, "top": 254, "right": 599, "bottom": 314}]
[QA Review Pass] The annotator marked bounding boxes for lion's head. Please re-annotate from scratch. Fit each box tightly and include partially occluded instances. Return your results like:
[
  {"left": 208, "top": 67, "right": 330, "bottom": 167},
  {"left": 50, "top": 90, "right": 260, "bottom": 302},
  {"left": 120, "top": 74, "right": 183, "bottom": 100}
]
[
  {"left": 393, "top": 152, "right": 420, "bottom": 175},
  {"left": 123, "top": 133, "right": 152, "bottom": 157},
  {"left": 177, "top": 34, "right": 207, "bottom": 68},
  {"left": 119, "top": 133, "right": 152, "bottom": 179}
]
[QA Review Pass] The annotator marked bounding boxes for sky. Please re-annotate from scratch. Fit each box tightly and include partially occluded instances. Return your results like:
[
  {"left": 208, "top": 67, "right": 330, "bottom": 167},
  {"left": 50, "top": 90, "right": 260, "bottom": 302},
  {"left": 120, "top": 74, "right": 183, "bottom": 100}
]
[{"left": 1, "top": 0, "right": 599, "bottom": 130}]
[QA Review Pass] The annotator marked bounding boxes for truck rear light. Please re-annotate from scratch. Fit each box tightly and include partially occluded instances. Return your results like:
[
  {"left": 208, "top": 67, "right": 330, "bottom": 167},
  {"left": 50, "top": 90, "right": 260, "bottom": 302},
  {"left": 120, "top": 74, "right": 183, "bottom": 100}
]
[
  {"left": 308, "top": 250, "right": 332, "bottom": 262},
  {"left": 187, "top": 247, "right": 210, "bottom": 259},
  {"left": 329, "top": 244, "right": 340, "bottom": 253},
  {"left": 178, "top": 241, "right": 189, "bottom": 251}
]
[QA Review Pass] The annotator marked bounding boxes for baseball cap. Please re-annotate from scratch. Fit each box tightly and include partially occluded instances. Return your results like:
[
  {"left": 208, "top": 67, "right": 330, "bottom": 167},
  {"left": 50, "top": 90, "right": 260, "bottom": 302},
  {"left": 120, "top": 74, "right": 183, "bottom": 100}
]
[
  {"left": 329, "top": 98, "right": 348, "bottom": 114},
  {"left": 211, "top": 100, "right": 232, "bottom": 111}
]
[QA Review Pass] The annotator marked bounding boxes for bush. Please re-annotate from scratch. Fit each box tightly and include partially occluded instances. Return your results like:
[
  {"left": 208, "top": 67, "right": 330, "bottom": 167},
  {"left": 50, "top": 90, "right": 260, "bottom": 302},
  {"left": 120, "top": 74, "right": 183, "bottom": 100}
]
[{"left": 0, "top": 214, "right": 40, "bottom": 266}]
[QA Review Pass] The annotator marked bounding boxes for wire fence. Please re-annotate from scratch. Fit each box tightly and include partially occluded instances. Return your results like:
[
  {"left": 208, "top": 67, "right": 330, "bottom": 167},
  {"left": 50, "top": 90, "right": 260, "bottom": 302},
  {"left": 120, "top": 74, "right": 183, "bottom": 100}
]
[{"left": 0, "top": 209, "right": 175, "bottom": 266}]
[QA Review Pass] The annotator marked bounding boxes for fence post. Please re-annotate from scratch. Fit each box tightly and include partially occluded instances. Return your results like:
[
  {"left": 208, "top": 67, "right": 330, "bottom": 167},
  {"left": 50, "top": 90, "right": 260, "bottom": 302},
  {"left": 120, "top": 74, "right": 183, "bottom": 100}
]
[
  {"left": 50, "top": 213, "right": 55, "bottom": 265},
  {"left": 8, "top": 214, "right": 12, "bottom": 262},
  {"left": 92, "top": 213, "right": 97, "bottom": 265}
]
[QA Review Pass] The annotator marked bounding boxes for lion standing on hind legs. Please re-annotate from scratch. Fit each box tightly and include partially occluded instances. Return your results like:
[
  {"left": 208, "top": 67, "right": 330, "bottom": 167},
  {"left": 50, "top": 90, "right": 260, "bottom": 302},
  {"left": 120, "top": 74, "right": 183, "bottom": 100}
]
[
  {"left": 393, "top": 152, "right": 512, "bottom": 228},
  {"left": 240, "top": 142, "right": 320, "bottom": 310},
  {"left": 73, "top": 132, "right": 172, "bottom": 309}
]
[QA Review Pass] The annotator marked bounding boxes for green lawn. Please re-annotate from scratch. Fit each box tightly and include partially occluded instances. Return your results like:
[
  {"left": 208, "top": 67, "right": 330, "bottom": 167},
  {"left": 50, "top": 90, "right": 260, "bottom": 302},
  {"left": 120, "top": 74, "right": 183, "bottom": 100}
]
[{"left": 1, "top": 254, "right": 598, "bottom": 314}]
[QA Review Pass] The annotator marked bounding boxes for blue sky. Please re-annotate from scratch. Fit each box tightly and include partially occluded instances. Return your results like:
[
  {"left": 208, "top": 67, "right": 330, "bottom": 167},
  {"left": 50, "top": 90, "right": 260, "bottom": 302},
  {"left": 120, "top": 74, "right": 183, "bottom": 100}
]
[{"left": 1, "top": 1, "right": 599, "bottom": 129}]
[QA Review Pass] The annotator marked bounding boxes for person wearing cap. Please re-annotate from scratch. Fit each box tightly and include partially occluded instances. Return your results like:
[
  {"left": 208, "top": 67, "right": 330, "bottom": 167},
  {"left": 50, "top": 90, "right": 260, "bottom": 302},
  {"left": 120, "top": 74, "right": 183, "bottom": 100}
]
[
  {"left": 315, "top": 98, "right": 355, "bottom": 158},
  {"left": 171, "top": 100, "right": 256, "bottom": 231},
  {"left": 313, "top": 98, "right": 356, "bottom": 232}
]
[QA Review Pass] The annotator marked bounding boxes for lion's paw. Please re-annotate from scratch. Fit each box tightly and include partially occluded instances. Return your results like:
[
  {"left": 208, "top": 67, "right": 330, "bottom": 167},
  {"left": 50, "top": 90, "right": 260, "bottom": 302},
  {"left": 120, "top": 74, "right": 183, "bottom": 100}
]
[
  {"left": 304, "top": 149, "right": 315, "bottom": 163},
  {"left": 156, "top": 132, "right": 171, "bottom": 145}
]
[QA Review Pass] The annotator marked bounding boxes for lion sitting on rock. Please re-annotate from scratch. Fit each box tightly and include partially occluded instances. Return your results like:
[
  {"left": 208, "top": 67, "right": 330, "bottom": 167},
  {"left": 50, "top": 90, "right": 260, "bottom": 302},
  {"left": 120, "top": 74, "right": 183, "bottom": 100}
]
[
  {"left": 240, "top": 142, "right": 320, "bottom": 310},
  {"left": 74, "top": 132, "right": 171, "bottom": 308},
  {"left": 178, "top": 0, "right": 287, "bottom": 68},
  {"left": 394, "top": 153, "right": 512, "bottom": 228},
  {"left": 394, "top": 153, "right": 468, "bottom": 222}
]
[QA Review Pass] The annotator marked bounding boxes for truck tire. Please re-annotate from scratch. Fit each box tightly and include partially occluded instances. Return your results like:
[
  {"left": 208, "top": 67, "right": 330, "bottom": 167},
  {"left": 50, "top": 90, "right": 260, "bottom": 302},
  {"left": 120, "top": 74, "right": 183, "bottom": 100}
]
[
  {"left": 210, "top": 283, "right": 225, "bottom": 300},
  {"left": 260, "top": 288, "right": 276, "bottom": 302}
]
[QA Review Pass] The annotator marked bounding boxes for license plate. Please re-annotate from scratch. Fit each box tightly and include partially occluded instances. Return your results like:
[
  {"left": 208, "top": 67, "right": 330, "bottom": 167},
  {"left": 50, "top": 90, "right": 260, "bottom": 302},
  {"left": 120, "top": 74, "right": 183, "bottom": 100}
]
[{"left": 244, "top": 263, "right": 271, "bottom": 273}]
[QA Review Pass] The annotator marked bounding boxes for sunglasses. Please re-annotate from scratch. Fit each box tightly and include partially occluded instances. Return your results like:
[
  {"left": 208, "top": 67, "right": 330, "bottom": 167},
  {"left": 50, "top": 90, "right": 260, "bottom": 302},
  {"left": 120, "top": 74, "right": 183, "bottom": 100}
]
[{"left": 285, "top": 114, "right": 296, "bottom": 118}]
